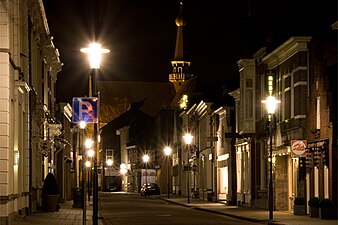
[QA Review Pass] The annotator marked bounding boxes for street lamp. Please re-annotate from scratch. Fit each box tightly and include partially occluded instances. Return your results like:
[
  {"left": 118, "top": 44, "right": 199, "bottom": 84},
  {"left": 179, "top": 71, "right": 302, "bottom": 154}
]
[
  {"left": 183, "top": 133, "right": 193, "bottom": 204},
  {"left": 262, "top": 95, "right": 280, "bottom": 221},
  {"left": 143, "top": 154, "right": 150, "bottom": 185},
  {"left": 164, "top": 147, "right": 172, "bottom": 199},
  {"left": 81, "top": 43, "right": 109, "bottom": 225}
]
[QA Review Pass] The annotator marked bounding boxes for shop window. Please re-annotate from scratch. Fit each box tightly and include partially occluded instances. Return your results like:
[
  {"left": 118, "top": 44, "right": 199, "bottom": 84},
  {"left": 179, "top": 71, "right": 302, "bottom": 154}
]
[
  {"left": 314, "top": 167, "right": 319, "bottom": 197},
  {"left": 324, "top": 166, "right": 329, "bottom": 198}
]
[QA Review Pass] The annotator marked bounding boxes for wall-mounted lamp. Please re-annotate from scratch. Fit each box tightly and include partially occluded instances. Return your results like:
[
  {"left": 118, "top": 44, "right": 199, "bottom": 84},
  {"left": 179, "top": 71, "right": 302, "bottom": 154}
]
[
  {"left": 14, "top": 151, "right": 19, "bottom": 166},
  {"left": 106, "top": 158, "right": 113, "bottom": 166},
  {"left": 14, "top": 81, "right": 31, "bottom": 94}
]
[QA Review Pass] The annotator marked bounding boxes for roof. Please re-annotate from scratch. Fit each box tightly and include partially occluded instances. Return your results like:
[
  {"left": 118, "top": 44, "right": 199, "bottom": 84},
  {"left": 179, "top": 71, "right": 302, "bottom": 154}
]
[
  {"left": 99, "top": 81, "right": 176, "bottom": 123},
  {"left": 170, "top": 76, "right": 234, "bottom": 110},
  {"left": 101, "top": 99, "right": 154, "bottom": 141}
]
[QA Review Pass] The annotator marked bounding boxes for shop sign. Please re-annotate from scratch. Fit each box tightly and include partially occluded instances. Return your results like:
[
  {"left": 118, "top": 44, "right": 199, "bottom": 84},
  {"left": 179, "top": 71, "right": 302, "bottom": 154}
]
[{"left": 291, "top": 140, "right": 307, "bottom": 157}]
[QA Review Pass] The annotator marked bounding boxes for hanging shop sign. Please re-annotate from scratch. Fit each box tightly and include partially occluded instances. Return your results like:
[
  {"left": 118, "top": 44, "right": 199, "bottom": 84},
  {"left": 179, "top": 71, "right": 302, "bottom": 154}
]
[
  {"left": 291, "top": 140, "right": 307, "bottom": 157},
  {"left": 38, "top": 139, "right": 50, "bottom": 156}
]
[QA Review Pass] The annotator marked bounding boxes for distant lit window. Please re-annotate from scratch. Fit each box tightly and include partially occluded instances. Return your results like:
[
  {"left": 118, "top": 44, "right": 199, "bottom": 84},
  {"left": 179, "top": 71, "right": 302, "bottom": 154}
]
[{"left": 106, "top": 149, "right": 113, "bottom": 164}]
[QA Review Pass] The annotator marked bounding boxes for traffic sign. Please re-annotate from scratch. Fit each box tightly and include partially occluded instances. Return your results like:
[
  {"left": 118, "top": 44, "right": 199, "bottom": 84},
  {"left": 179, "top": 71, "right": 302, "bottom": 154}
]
[{"left": 72, "top": 97, "right": 99, "bottom": 123}]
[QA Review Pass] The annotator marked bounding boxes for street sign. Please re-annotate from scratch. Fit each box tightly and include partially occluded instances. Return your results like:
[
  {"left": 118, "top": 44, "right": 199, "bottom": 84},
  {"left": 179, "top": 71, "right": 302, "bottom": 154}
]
[{"left": 72, "top": 97, "right": 99, "bottom": 123}]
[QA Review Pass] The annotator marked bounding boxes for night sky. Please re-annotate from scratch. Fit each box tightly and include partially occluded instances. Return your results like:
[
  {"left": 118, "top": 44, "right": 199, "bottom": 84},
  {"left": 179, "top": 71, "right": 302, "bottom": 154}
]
[{"left": 43, "top": 0, "right": 337, "bottom": 103}]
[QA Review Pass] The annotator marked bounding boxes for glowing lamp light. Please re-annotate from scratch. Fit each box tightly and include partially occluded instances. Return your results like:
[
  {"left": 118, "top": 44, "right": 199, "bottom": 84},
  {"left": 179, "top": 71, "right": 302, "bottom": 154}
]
[
  {"left": 183, "top": 133, "right": 193, "bottom": 145},
  {"left": 80, "top": 43, "right": 110, "bottom": 69},
  {"left": 14, "top": 151, "right": 19, "bottom": 166},
  {"left": 106, "top": 159, "right": 113, "bottom": 166},
  {"left": 179, "top": 94, "right": 188, "bottom": 109},
  {"left": 87, "top": 149, "right": 95, "bottom": 158},
  {"left": 85, "top": 160, "right": 91, "bottom": 168},
  {"left": 85, "top": 139, "right": 94, "bottom": 149},
  {"left": 143, "top": 154, "right": 149, "bottom": 163},
  {"left": 120, "top": 163, "right": 127, "bottom": 174},
  {"left": 79, "top": 121, "right": 86, "bottom": 129},
  {"left": 164, "top": 146, "right": 172, "bottom": 156},
  {"left": 261, "top": 96, "right": 281, "bottom": 114}
]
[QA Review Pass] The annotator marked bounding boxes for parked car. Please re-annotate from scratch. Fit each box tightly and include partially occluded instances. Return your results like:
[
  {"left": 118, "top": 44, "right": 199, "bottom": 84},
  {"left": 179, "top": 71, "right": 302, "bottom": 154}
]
[
  {"left": 140, "top": 183, "right": 160, "bottom": 196},
  {"left": 108, "top": 183, "right": 117, "bottom": 192}
]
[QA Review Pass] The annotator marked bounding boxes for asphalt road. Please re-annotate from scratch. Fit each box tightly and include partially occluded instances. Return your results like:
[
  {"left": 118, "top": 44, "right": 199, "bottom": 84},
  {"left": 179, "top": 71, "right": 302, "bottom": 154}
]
[{"left": 99, "top": 192, "right": 258, "bottom": 225}]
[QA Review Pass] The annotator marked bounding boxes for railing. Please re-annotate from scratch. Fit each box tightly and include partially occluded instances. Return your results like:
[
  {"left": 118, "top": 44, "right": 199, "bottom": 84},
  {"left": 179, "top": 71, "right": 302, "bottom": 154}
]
[{"left": 169, "top": 73, "right": 185, "bottom": 81}]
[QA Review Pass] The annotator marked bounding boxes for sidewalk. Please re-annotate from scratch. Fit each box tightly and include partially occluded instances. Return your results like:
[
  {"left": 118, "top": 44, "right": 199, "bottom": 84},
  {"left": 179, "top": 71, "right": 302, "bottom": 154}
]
[
  {"left": 11, "top": 200, "right": 103, "bottom": 225},
  {"left": 9, "top": 193, "right": 337, "bottom": 225},
  {"left": 161, "top": 194, "right": 338, "bottom": 225}
]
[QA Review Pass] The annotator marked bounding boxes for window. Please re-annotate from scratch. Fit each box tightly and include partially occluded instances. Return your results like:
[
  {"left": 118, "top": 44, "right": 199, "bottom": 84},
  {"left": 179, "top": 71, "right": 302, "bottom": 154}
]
[
  {"left": 245, "top": 90, "right": 253, "bottom": 118},
  {"left": 106, "top": 149, "right": 113, "bottom": 163},
  {"left": 314, "top": 167, "right": 319, "bottom": 197},
  {"left": 221, "top": 124, "right": 224, "bottom": 148},
  {"left": 284, "top": 90, "right": 291, "bottom": 119},
  {"left": 245, "top": 79, "right": 253, "bottom": 118},
  {"left": 236, "top": 148, "right": 242, "bottom": 193},
  {"left": 324, "top": 166, "right": 329, "bottom": 198},
  {"left": 246, "top": 79, "right": 253, "bottom": 88}
]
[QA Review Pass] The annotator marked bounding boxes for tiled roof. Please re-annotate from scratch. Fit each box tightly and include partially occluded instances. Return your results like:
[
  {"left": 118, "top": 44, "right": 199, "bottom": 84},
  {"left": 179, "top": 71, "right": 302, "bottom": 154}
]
[{"left": 99, "top": 81, "right": 176, "bottom": 123}]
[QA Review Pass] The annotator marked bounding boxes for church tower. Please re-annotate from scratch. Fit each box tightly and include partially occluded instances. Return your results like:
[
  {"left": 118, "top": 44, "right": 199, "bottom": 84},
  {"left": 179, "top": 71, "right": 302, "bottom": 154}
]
[{"left": 169, "top": 1, "right": 192, "bottom": 92}]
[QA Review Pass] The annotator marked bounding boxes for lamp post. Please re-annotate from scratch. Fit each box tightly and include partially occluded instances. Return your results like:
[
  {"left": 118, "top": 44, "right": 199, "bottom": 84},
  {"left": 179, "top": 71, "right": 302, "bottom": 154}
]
[
  {"left": 85, "top": 159, "right": 92, "bottom": 202},
  {"left": 81, "top": 43, "right": 109, "bottom": 225},
  {"left": 183, "top": 133, "right": 193, "bottom": 204},
  {"left": 143, "top": 154, "right": 149, "bottom": 185},
  {"left": 262, "top": 96, "right": 280, "bottom": 221},
  {"left": 79, "top": 121, "right": 86, "bottom": 225},
  {"left": 120, "top": 163, "right": 127, "bottom": 191},
  {"left": 86, "top": 139, "right": 94, "bottom": 201},
  {"left": 164, "top": 147, "right": 172, "bottom": 199}
]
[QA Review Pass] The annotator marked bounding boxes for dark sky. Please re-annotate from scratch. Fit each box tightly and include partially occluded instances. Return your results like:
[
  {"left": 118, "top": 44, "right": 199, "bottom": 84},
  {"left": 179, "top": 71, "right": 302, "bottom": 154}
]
[{"left": 43, "top": 0, "right": 337, "bottom": 103}]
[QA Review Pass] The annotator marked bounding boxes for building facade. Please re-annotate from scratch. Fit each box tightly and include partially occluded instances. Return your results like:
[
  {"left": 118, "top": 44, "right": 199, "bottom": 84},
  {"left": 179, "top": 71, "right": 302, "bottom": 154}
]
[
  {"left": 0, "top": 0, "right": 62, "bottom": 223},
  {"left": 231, "top": 27, "right": 337, "bottom": 213}
]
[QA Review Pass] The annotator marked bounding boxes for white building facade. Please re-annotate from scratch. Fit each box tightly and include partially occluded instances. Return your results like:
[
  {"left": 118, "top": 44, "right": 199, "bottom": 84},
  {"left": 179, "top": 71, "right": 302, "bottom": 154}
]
[{"left": 0, "top": 0, "right": 61, "bottom": 223}]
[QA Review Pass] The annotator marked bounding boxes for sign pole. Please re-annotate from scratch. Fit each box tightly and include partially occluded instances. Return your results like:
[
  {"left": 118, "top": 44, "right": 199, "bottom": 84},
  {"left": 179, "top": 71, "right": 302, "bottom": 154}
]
[{"left": 92, "top": 69, "right": 99, "bottom": 225}]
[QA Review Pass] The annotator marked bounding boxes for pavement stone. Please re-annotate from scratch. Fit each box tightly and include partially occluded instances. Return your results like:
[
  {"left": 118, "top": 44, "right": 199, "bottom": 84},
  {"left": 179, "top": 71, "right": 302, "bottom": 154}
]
[
  {"left": 8, "top": 192, "right": 338, "bottom": 225},
  {"left": 10, "top": 200, "right": 103, "bottom": 225},
  {"left": 161, "top": 194, "right": 338, "bottom": 225}
]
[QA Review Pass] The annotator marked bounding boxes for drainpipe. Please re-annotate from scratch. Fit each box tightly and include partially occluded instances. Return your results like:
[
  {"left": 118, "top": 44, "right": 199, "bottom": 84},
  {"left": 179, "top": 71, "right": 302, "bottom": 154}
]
[
  {"left": 209, "top": 116, "right": 215, "bottom": 202},
  {"left": 28, "top": 19, "right": 32, "bottom": 214}
]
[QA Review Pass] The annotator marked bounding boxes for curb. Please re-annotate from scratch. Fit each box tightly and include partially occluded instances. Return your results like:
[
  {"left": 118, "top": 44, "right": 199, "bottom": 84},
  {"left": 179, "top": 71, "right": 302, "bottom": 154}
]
[
  {"left": 192, "top": 206, "right": 265, "bottom": 223},
  {"left": 161, "top": 198, "right": 284, "bottom": 225}
]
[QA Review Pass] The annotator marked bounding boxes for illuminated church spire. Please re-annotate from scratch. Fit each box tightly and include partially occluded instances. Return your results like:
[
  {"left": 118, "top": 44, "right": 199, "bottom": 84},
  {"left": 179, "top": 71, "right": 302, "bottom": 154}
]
[{"left": 169, "top": 0, "right": 192, "bottom": 92}]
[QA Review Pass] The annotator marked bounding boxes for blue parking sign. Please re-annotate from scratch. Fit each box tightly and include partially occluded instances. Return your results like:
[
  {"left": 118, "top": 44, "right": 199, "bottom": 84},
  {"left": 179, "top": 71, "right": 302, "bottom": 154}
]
[{"left": 72, "top": 97, "right": 99, "bottom": 123}]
